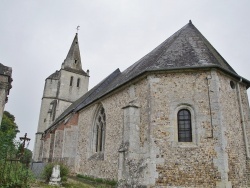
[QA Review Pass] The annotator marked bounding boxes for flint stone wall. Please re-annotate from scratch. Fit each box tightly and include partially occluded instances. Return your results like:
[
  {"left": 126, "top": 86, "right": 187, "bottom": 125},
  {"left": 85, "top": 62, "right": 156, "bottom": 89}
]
[
  {"left": 76, "top": 77, "right": 149, "bottom": 181},
  {"left": 42, "top": 69, "right": 250, "bottom": 187}
]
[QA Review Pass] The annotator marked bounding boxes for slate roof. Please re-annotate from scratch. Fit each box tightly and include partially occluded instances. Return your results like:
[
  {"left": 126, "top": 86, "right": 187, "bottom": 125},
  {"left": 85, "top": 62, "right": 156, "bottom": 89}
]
[
  {"left": 44, "top": 21, "right": 250, "bottom": 133},
  {"left": 45, "top": 68, "right": 121, "bottom": 133},
  {"left": 46, "top": 34, "right": 87, "bottom": 79},
  {"left": 47, "top": 70, "right": 60, "bottom": 80},
  {"left": 62, "top": 33, "right": 87, "bottom": 76}
]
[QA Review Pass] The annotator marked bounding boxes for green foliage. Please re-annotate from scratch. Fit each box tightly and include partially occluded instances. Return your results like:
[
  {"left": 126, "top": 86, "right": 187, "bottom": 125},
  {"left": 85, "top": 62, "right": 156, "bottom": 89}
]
[
  {"left": 20, "top": 148, "right": 33, "bottom": 164},
  {"left": 0, "top": 111, "right": 19, "bottom": 160},
  {"left": 1, "top": 111, "right": 17, "bottom": 133},
  {"left": 42, "top": 163, "right": 54, "bottom": 182},
  {"left": 0, "top": 162, "right": 34, "bottom": 188},
  {"left": 76, "top": 174, "right": 117, "bottom": 186},
  {"left": 0, "top": 111, "right": 34, "bottom": 187},
  {"left": 42, "top": 163, "right": 69, "bottom": 183}
]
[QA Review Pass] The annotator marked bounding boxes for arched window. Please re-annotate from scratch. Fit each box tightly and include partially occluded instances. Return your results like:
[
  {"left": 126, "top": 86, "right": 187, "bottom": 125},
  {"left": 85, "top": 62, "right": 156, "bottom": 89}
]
[
  {"left": 94, "top": 106, "right": 106, "bottom": 152},
  {"left": 70, "top": 76, "right": 73, "bottom": 86},
  {"left": 77, "top": 78, "right": 80, "bottom": 87},
  {"left": 178, "top": 109, "right": 192, "bottom": 142}
]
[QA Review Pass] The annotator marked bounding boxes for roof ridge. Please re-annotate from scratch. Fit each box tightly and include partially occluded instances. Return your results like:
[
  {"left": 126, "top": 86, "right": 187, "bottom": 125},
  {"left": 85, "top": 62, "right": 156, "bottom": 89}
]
[
  {"left": 192, "top": 24, "right": 237, "bottom": 74},
  {"left": 127, "top": 23, "right": 190, "bottom": 73},
  {"left": 153, "top": 23, "right": 189, "bottom": 66}
]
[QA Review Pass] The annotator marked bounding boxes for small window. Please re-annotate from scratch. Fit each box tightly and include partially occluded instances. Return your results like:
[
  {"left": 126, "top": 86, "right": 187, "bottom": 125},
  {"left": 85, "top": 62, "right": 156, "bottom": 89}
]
[
  {"left": 77, "top": 78, "right": 80, "bottom": 87},
  {"left": 70, "top": 76, "right": 73, "bottom": 86},
  {"left": 230, "top": 81, "right": 235, "bottom": 89},
  {"left": 75, "top": 60, "right": 77, "bottom": 64},
  {"left": 178, "top": 109, "right": 192, "bottom": 142}
]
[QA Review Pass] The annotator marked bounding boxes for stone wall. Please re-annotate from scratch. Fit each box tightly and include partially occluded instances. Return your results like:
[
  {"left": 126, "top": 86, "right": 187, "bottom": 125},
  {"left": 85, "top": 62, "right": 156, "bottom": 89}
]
[
  {"left": 58, "top": 70, "right": 88, "bottom": 102},
  {"left": 148, "top": 70, "right": 250, "bottom": 187},
  {"left": 217, "top": 71, "right": 249, "bottom": 186},
  {"left": 42, "top": 113, "right": 79, "bottom": 170},
  {"left": 42, "top": 134, "right": 51, "bottom": 160},
  {"left": 40, "top": 68, "right": 250, "bottom": 187},
  {"left": 76, "top": 78, "right": 150, "bottom": 181},
  {"left": 147, "top": 71, "right": 220, "bottom": 187},
  {"left": 34, "top": 68, "right": 89, "bottom": 161},
  {"left": 0, "top": 64, "right": 12, "bottom": 123},
  {"left": 53, "top": 129, "right": 64, "bottom": 158},
  {"left": 34, "top": 77, "right": 59, "bottom": 161},
  {"left": 43, "top": 78, "right": 59, "bottom": 98}
]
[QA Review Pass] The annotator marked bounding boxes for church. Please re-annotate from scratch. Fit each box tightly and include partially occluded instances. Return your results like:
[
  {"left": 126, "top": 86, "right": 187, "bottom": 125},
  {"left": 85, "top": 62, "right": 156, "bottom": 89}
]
[{"left": 33, "top": 21, "right": 250, "bottom": 187}]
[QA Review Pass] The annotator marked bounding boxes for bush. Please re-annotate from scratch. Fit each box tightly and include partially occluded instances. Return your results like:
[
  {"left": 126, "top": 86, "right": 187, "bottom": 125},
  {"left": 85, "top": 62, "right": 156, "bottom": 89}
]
[
  {"left": 0, "top": 161, "right": 34, "bottom": 188},
  {"left": 42, "top": 163, "right": 69, "bottom": 182}
]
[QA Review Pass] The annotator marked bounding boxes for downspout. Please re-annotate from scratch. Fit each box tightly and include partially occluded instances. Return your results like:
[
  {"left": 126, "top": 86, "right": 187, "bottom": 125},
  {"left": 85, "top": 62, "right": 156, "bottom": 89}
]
[
  {"left": 206, "top": 74, "right": 213, "bottom": 138},
  {"left": 236, "top": 78, "right": 250, "bottom": 159},
  {"left": 61, "top": 126, "right": 66, "bottom": 158}
]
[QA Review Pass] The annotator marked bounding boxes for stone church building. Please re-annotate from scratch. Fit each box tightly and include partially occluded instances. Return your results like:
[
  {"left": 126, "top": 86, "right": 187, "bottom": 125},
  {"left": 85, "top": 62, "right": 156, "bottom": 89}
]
[
  {"left": 0, "top": 63, "right": 12, "bottom": 123},
  {"left": 33, "top": 21, "right": 250, "bottom": 187}
]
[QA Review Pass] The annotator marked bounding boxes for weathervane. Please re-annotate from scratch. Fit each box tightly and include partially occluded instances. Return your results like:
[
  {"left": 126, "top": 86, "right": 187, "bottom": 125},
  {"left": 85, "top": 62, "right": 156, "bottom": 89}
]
[{"left": 76, "top": 25, "right": 80, "bottom": 33}]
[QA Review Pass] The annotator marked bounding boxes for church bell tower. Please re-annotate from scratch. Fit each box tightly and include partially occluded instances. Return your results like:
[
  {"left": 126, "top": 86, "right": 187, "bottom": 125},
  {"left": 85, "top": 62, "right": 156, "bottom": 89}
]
[{"left": 33, "top": 33, "right": 89, "bottom": 161}]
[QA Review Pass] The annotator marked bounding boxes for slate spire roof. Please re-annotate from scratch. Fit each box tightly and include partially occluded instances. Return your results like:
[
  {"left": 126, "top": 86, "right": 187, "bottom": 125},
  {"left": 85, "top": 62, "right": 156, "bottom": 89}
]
[
  {"left": 47, "top": 33, "right": 88, "bottom": 80},
  {"left": 61, "top": 33, "right": 87, "bottom": 75},
  {"left": 44, "top": 21, "right": 250, "bottom": 133}
]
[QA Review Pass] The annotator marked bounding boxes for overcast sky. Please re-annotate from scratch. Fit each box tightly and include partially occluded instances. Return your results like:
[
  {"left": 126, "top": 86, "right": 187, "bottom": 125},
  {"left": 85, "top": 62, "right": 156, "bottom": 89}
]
[{"left": 0, "top": 0, "right": 249, "bottom": 151}]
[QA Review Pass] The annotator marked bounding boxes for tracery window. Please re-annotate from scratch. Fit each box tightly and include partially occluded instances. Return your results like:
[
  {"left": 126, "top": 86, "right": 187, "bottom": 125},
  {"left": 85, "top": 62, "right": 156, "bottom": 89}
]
[
  {"left": 178, "top": 109, "right": 192, "bottom": 142},
  {"left": 94, "top": 106, "right": 106, "bottom": 152}
]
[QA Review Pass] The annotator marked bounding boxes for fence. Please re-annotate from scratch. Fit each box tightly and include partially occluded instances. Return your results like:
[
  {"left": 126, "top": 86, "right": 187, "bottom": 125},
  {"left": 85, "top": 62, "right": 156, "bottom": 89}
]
[
  {"left": 30, "top": 161, "right": 46, "bottom": 179},
  {"left": 0, "top": 133, "right": 31, "bottom": 187}
]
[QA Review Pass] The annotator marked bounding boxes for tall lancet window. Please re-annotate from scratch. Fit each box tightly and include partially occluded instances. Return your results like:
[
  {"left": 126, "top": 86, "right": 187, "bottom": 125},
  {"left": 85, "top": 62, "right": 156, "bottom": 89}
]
[
  {"left": 93, "top": 106, "right": 106, "bottom": 152},
  {"left": 70, "top": 76, "right": 73, "bottom": 86},
  {"left": 178, "top": 109, "right": 192, "bottom": 142},
  {"left": 77, "top": 78, "right": 80, "bottom": 87}
]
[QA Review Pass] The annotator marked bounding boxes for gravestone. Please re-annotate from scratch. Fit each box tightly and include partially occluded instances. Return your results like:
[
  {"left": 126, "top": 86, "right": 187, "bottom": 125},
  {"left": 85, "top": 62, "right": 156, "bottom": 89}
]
[{"left": 49, "top": 165, "right": 61, "bottom": 186}]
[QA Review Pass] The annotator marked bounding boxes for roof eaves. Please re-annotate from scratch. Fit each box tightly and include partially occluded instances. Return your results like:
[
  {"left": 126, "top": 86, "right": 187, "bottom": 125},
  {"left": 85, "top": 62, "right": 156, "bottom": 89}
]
[
  {"left": 44, "top": 68, "right": 121, "bottom": 134},
  {"left": 74, "top": 65, "right": 250, "bottom": 112}
]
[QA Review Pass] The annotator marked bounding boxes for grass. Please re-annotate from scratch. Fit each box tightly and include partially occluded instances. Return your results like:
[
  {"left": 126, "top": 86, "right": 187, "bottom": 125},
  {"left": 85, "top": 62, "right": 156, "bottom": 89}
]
[
  {"left": 31, "top": 175, "right": 117, "bottom": 188},
  {"left": 76, "top": 174, "right": 117, "bottom": 187},
  {"left": 31, "top": 180, "right": 94, "bottom": 188}
]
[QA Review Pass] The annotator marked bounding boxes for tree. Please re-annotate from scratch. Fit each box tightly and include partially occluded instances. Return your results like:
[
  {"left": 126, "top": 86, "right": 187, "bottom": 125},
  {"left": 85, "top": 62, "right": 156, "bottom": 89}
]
[
  {"left": 0, "top": 111, "right": 34, "bottom": 187},
  {"left": 0, "top": 111, "right": 18, "bottom": 136},
  {"left": 0, "top": 111, "right": 18, "bottom": 159},
  {"left": 19, "top": 148, "right": 33, "bottom": 164}
]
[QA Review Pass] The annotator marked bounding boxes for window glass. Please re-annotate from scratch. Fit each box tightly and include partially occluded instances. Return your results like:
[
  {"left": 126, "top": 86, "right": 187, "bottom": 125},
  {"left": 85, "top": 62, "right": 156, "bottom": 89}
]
[
  {"left": 178, "top": 109, "right": 192, "bottom": 142},
  {"left": 94, "top": 107, "right": 106, "bottom": 152}
]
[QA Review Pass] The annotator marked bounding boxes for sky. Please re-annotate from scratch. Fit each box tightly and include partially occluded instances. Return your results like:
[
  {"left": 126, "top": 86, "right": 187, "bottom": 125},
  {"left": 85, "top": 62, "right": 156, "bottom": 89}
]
[{"left": 0, "top": 0, "right": 249, "bottom": 151}]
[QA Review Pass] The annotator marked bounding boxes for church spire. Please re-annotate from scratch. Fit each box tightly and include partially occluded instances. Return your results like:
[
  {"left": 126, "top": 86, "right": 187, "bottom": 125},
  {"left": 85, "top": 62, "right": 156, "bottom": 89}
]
[{"left": 62, "top": 33, "right": 83, "bottom": 71}]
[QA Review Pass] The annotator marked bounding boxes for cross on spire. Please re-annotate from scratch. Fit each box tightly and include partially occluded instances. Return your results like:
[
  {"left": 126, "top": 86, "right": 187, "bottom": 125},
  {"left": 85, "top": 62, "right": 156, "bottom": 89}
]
[{"left": 76, "top": 25, "right": 80, "bottom": 33}]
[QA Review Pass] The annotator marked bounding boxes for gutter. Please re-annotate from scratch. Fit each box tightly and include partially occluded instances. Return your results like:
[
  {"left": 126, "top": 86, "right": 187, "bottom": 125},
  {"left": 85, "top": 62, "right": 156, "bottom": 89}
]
[
  {"left": 75, "top": 65, "right": 250, "bottom": 112},
  {"left": 43, "top": 65, "right": 250, "bottom": 136}
]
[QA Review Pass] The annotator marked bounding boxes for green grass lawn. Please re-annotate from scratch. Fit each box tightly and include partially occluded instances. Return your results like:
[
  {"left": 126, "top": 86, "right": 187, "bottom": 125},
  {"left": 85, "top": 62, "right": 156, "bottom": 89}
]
[{"left": 31, "top": 176, "right": 116, "bottom": 188}]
